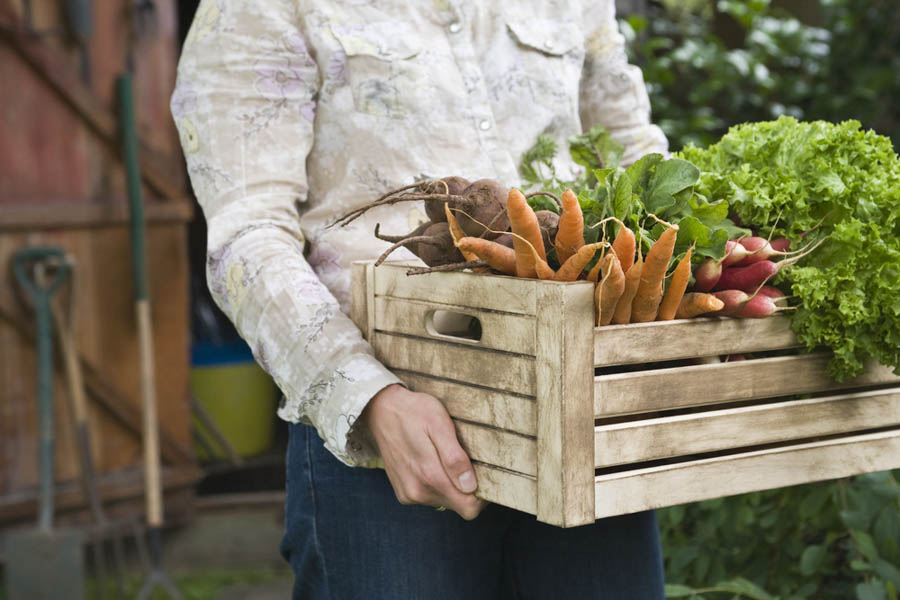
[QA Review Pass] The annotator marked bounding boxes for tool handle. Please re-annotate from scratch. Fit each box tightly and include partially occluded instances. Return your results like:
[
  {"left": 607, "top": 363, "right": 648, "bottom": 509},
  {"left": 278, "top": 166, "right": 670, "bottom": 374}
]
[{"left": 117, "top": 73, "right": 148, "bottom": 302}]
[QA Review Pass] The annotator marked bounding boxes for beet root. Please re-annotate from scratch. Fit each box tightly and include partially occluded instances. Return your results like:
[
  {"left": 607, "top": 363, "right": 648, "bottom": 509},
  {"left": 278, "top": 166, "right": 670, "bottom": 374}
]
[
  {"left": 422, "top": 176, "right": 471, "bottom": 222},
  {"left": 535, "top": 210, "right": 559, "bottom": 255},
  {"left": 374, "top": 222, "right": 463, "bottom": 267},
  {"left": 453, "top": 179, "right": 510, "bottom": 240}
]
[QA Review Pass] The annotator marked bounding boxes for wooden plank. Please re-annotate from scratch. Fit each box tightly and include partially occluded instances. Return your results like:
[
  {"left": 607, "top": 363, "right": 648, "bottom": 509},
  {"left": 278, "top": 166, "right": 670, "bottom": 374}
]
[
  {"left": 374, "top": 296, "right": 536, "bottom": 355},
  {"left": 371, "top": 332, "right": 535, "bottom": 396},
  {"left": 398, "top": 372, "right": 536, "bottom": 436},
  {"left": 593, "top": 315, "right": 798, "bottom": 366},
  {"left": 349, "top": 261, "right": 368, "bottom": 334},
  {"left": 0, "top": 8, "right": 189, "bottom": 204},
  {"left": 594, "top": 353, "right": 900, "bottom": 417},
  {"left": 454, "top": 421, "right": 536, "bottom": 476},
  {"left": 472, "top": 463, "right": 536, "bottom": 515},
  {"left": 373, "top": 262, "right": 538, "bottom": 315},
  {"left": 534, "top": 282, "right": 596, "bottom": 527},
  {"left": 0, "top": 200, "right": 193, "bottom": 230},
  {"left": 595, "top": 387, "right": 900, "bottom": 467},
  {"left": 594, "top": 429, "right": 900, "bottom": 520}
]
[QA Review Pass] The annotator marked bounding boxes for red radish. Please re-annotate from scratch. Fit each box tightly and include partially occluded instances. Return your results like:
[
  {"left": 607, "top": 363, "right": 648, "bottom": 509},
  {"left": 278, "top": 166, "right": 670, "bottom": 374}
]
[
  {"left": 712, "top": 289, "right": 750, "bottom": 316},
  {"left": 758, "top": 285, "right": 785, "bottom": 300},
  {"left": 721, "top": 239, "right": 751, "bottom": 267},
  {"left": 715, "top": 260, "right": 779, "bottom": 293},
  {"left": 735, "top": 294, "right": 779, "bottom": 318},
  {"left": 770, "top": 237, "right": 790, "bottom": 252},
  {"left": 693, "top": 239, "right": 751, "bottom": 292}
]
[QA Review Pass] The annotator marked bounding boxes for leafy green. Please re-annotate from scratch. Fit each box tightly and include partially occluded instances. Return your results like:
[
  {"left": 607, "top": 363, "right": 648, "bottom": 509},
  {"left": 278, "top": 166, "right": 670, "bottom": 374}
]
[
  {"left": 678, "top": 116, "right": 900, "bottom": 380},
  {"left": 519, "top": 127, "right": 747, "bottom": 268}
]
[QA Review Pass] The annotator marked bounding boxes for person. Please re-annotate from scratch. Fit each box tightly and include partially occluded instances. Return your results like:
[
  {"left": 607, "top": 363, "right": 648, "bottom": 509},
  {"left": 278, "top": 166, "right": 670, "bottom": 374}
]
[{"left": 172, "top": 1, "right": 669, "bottom": 598}]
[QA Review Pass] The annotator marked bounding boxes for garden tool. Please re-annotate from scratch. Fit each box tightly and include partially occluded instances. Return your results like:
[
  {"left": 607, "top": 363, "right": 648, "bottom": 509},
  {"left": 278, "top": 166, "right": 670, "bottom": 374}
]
[
  {"left": 117, "top": 72, "right": 182, "bottom": 600},
  {"left": 50, "top": 255, "right": 127, "bottom": 600},
  {"left": 5, "top": 247, "right": 85, "bottom": 600},
  {"left": 62, "top": 0, "right": 93, "bottom": 84}
]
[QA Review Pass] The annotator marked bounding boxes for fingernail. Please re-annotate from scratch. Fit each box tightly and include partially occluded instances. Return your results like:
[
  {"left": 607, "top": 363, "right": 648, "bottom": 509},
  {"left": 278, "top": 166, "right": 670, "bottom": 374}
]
[{"left": 458, "top": 470, "right": 476, "bottom": 493}]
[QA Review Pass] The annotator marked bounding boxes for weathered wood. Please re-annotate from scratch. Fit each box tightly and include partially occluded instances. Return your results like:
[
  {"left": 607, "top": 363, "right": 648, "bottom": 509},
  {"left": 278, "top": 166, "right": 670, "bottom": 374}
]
[
  {"left": 0, "top": 4, "right": 188, "bottom": 203},
  {"left": 398, "top": 372, "right": 536, "bottom": 436},
  {"left": 595, "top": 388, "right": 900, "bottom": 467},
  {"left": 349, "top": 262, "right": 368, "bottom": 334},
  {"left": 534, "top": 282, "right": 595, "bottom": 527},
  {"left": 594, "top": 429, "right": 900, "bottom": 519},
  {"left": 454, "top": 421, "right": 536, "bottom": 476},
  {"left": 594, "top": 353, "right": 900, "bottom": 417},
  {"left": 472, "top": 463, "right": 536, "bottom": 515},
  {"left": 593, "top": 315, "right": 798, "bottom": 366},
  {"left": 374, "top": 262, "right": 537, "bottom": 315},
  {"left": 374, "top": 296, "right": 537, "bottom": 355},
  {"left": 0, "top": 201, "right": 193, "bottom": 231},
  {"left": 371, "top": 332, "right": 535, "bottom": 396}
]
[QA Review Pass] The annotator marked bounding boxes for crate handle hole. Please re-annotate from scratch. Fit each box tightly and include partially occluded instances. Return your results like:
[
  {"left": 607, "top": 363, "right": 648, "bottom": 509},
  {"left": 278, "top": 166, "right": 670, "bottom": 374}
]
[{"left": 425, "top": 310, "right": 482, "bottom": 343}]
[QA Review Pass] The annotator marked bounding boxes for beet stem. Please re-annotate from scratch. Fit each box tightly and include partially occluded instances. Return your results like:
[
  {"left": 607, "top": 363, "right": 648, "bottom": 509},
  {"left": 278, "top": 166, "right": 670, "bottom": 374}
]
[{"left": 374, "top": 235, "right": 443, "bottom": 267}]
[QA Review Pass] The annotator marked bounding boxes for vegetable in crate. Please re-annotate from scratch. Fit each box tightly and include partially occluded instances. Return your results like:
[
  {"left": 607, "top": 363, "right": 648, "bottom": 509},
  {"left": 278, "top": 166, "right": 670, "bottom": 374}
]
[{"left": 680, "top": 117, "right": 900, "bottom": 379}]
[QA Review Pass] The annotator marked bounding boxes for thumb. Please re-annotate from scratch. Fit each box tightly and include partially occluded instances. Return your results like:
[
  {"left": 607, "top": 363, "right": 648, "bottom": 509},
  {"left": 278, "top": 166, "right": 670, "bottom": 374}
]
[{"left": 428, "top": 414, "right": 478, "bottom": 494}]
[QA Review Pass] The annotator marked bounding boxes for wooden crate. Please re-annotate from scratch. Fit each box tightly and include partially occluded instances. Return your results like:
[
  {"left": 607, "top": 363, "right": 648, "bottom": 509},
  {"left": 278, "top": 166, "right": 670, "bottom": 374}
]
[{"left": 351, "top": 261, "right": 900, "bottom": 527}]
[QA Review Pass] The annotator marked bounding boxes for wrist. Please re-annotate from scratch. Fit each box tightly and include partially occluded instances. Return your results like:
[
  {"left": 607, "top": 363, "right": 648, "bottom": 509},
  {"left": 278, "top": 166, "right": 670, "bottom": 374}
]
[{"left": 360, "top": 383, "right": 405, "bottom": 428}]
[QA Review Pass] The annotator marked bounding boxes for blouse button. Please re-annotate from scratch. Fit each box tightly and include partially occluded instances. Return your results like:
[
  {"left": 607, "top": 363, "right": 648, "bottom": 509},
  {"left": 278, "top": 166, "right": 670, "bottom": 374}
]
[
  {"left": 544, "top": 39, "right": 555, "bottom": 50},
  {"left": 479, "top": 119, "right": 491, "bottom": 131},
  {"left": 448, "top": 21, "right": 461, "bottom": 34}
]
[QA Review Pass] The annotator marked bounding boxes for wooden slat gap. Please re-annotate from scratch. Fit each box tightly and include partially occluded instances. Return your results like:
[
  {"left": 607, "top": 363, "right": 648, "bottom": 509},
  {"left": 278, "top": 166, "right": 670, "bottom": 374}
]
[
  {"left": 391, "top": 368, "right": 537, "bottom": 401},
  {"left": 373, "top": 294, "right": 535, "bottom": 318},
  {"left": 452, "top": 417, "right": 538, "bottom": 441}
]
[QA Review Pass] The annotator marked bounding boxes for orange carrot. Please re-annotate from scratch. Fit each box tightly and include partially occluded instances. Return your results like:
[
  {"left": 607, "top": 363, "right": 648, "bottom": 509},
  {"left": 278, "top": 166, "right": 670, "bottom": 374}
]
[
  {"left": 630, "top": 224, "right": 679, "bottom": 322},
  {"left": 674, "top": 293, "right": 725, "bottom": 319},
  {"left": 611, "top": 222, "right": 636, "bottom": 273},
  {"left": 446, "top": 204, "right": 490, "bottom": 273},
  {"left": 554, "top": 242, "right": 605, "bottom": 282},
  {"left": 525, "top": 238, "right": 556, "bottom": 280},
  {"left": 596, "top": 253, "right": 625, "bottom": 326},
  {"left": 554, "top": 189, "right": 585, "bottom": 265},
  {"left": 612, "top": 251, "right": 642, "bottom": 324},
  {"left": 507, "top": 189, "right": 546, "bottom": 278},
  {"left": 656, "top": 245, "right": 694, "bottom": 321},
  {"left": 457, "top": 237, "right": 517, "bottom": 275}
]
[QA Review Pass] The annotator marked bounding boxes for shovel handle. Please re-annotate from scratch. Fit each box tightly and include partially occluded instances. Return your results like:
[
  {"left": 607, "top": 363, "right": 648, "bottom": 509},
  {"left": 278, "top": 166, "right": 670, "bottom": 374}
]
[{"left": 12, "top": 247, "right": 69, "bottom": 531}]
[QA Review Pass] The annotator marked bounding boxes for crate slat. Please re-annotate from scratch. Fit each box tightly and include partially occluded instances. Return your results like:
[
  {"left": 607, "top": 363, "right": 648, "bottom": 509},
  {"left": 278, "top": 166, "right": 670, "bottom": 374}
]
[
  {"left": 398, "top": 372, "right": 535, "bottom": 436},
  {"left": 593, "top": 315, "right": 798, "bottom": 366},
  {"left": 373, "top": 263, "right": 537, "bottom": 315},
  {"left": 371, "top": 332, "right": 535, "bottom": 396},
  {"left": 534, "top": 283, "right": 596, "bottom": 527},
  {"left": 455, "top": 421, "right": 536, "bottom": 476},
  {"left": 472, "top": 463, "right": 536, "bottom": 515},
  {"left": 595, "top": 354, "right": 899, "bottom": 417},
  {"left": 594, "top": 429, "right": 900, "bottom": 519},
  {"left": 595, "top": 388, "right": 900, "bottom": 467},
  {"left": 373, "top": 296, "right": 536, "bottom": 355}
]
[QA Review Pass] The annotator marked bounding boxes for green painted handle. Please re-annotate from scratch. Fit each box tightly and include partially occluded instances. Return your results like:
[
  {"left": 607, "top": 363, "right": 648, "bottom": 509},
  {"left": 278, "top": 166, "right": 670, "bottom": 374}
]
[
  {"left": 12, "top": 247, "right": 69, "bottom": 531},
  {"left": 117, "top": 73, "right": 149, "bottom": 301}
]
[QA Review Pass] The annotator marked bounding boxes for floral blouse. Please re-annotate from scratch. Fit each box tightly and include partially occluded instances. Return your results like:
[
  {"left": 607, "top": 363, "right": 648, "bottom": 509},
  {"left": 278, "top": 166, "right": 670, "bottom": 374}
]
[{"left": 172, "top": 0, "right": 668, "bottom": 467}]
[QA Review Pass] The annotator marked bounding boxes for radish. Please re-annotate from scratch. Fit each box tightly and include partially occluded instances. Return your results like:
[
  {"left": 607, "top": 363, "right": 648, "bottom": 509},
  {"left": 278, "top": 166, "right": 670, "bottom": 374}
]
[
  {"left": 757, "top": 285, "right": 785, "bottom": 299},
  {"left": 712, "top": 289, "right": 750, "bottom": 316},
  {"left": 735, "top": 294, "right": 781, "bottom": 318},
  {"left": 770, "top": 237, "right": 790, "bottom": 252},
  {"left": 693, "top": 239, "right": 751, "bottom": 292},
  {"left": 735, "top": 235, "right": 817, "bottom": 267},
  {"left": 715, "top": 261, "right": 779, "bottom": 293}
]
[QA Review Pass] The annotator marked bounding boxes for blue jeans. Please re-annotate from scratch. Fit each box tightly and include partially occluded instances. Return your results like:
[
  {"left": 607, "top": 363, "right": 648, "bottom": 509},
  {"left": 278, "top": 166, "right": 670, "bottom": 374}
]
[{"left": 281, "top": 423, "right": 665, "bottom": 600}]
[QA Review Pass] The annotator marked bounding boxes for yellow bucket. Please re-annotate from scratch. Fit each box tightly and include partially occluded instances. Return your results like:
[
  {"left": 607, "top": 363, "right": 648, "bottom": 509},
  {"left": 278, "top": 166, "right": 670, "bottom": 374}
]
[{"left": 191, "top": 341, "right": 278, "bottom": 460}]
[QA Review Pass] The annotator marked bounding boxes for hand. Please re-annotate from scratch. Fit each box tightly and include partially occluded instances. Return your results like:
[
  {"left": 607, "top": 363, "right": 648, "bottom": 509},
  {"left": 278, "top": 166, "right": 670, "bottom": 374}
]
[{"left": 359, "top": 384, "right": 487, "bottom": 520}]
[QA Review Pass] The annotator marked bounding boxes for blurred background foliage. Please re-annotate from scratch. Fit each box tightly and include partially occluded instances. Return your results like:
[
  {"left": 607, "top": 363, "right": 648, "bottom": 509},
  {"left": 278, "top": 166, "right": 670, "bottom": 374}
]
[
  {"left": 620, "top": 0, "right": 900, "bottom": 151},
  {"left": 616, "top": 1, "right": 900, "bottom": 598}
]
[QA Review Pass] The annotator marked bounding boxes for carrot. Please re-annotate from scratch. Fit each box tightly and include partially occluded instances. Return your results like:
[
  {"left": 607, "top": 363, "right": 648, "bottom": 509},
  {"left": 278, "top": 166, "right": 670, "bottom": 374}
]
[
  {"left": 554, "top": 189, "right": 585, "bottom": 265},
  {"left": 674, "top": 293, "right": 725, "bottom": 319},
  {"left": 456, "top": 237, "right": 517, "bottom": 276},
  {"left": 554, "top": 242, "right": 605, "bottom": 282},
  {"left": 507, "top": 189, "right": 546, "bottom": 278},
  {"left": 611, "top": 222, "right": 636, "bottom": 273},
  {"left": 445, "top": 203, "right": 490, "bottom": 273},
  {"left": 630, "top": 223, "right": 679, "bottom": 322},
  {"left": 611, "top": 250, "right": 642, "bottom": 324},
  {"left": 656, "top": 245, "right": 694, "bottom": 321},
  {"left": 596, "top": 253, "right": 625, "bottom": 326}
]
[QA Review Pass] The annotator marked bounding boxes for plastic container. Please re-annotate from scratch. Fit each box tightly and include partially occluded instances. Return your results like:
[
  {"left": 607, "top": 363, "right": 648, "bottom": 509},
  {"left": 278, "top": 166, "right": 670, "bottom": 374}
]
[{"left": 190, "top": 340, "right": 278, "bottom": 460}]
